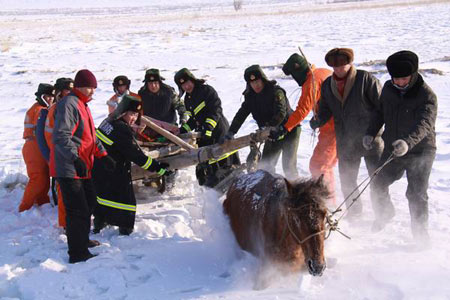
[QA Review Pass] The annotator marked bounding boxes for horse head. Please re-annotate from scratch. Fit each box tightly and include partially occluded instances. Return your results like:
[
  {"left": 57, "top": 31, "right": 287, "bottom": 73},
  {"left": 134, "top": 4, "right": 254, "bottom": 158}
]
[{"left": 285, "top": 175, "right": 329, "bottom": 276}]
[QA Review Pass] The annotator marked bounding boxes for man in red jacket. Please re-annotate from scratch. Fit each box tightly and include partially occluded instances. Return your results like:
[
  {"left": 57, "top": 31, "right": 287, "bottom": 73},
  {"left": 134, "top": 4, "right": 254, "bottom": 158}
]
[{"left": 51, "top": 69, "right": 115, "bottom": 263}]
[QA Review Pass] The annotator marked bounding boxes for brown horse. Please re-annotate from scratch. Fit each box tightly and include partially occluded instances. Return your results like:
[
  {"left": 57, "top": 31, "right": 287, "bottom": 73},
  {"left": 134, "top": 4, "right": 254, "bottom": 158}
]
[{"left": 223, "top": 169, "right": 329, "bottom": 277}]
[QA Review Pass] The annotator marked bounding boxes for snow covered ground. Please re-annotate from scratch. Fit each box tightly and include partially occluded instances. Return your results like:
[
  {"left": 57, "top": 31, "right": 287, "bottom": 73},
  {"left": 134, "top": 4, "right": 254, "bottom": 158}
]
[{"left": 1, "top": 0, "right": 450, "bottom": 299}]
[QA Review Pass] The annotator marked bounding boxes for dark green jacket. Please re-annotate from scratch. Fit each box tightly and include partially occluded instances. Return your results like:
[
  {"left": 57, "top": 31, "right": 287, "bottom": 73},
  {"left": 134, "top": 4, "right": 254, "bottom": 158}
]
[
  {"left": 182, "top": 83, "right": 229, "bottom": 146},
  {"left": 229, "top": 83, "right": 292, "bottom": 134},
  {"left": 139, "top": 83, "right": 186, "bottom": 124},
  {"left": 366, "top": 74, "right": 437, "bottom": 154},
  {"left": 316, "top": 67, "right": 382, "bottom": 157}
]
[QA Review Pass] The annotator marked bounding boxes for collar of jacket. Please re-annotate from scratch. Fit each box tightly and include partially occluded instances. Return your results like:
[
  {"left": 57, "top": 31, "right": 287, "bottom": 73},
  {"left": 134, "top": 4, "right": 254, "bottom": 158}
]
[
  {"left": 330, "top": 65, "right": 357, "bottom": 103},
  {"left": 72, "top": 88, "right": 92, "bottom": 104}
]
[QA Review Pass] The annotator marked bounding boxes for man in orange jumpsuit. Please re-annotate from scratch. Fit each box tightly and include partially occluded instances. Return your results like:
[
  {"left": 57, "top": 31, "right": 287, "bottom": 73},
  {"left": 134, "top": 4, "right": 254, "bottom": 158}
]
[
  {"left": 270, "top": 53, "right": 337, "bottom": 202},
  {"left": 19, "top": 83, "right": 55, "bottom": 212}
]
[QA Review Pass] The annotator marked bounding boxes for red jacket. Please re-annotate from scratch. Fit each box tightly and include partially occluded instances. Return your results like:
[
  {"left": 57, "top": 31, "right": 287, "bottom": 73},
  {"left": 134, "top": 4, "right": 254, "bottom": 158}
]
[{"left": 50, "top": 88, "right": 107, "bottom": 178}]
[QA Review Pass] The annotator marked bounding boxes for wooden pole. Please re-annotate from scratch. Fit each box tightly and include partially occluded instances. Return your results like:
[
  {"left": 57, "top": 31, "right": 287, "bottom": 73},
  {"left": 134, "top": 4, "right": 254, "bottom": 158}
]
[
  {"left": 140, "top": 115, "right": 196, "bottom": 151},
  {"left": 157, "top": 128, "right": 271, "bottom": 170}
]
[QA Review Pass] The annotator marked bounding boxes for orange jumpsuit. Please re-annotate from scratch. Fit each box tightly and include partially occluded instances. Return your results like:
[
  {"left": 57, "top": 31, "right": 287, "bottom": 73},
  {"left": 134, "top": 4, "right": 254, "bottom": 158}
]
[
  {"left": 19, "top": 102, "right": 50, "bottom": 212},
  {"left": 284, "top": 66, "right": 338, "bottom": 202},
  {"left": 45, "top": 104, "right": 66, "bottom": 227}
]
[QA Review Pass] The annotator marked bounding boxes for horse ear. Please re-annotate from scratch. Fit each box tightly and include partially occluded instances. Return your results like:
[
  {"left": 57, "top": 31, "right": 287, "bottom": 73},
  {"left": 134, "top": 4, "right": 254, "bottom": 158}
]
[
  {"left": 284, "top": 178, "right": 294, "bottom": 196},
  {"left": 316, "top": 174, "right": 325, "bottom": 186}
]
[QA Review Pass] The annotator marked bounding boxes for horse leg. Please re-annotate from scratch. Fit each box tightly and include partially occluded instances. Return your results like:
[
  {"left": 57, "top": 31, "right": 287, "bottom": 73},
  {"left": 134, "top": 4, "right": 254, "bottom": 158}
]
[{"left": 253, "top": 260, "right": 273, "bottom": 290}]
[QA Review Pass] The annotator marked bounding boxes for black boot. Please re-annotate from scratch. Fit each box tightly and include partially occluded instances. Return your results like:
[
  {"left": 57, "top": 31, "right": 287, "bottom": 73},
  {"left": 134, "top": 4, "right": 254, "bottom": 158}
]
[
  {"left": 93, "top": 217, "right": 106, "bottom": 234},
  {"left": 119, "top": 227, "right": 133, "bottom": 235},
  {"left": 69, "top": 252, "right": 97, "bottom": 264}
]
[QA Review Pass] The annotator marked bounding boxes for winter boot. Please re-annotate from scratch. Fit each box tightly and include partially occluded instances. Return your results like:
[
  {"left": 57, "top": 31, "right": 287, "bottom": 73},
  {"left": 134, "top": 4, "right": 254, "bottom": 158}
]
[
  {"left": 119, "top": 227, "right": 133, "bottom": 235},
  {"left": 69, "top": 252, "right": 98, "bottom": 264},
  {"left": 93, "top": 217, "right": 106, "bottom": 234}
]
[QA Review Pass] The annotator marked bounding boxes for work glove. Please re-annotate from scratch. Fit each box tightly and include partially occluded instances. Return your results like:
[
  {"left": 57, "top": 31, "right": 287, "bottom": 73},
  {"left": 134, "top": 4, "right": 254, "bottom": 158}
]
[
  {"left": 101, "top": 155, "right": 116, "bottom": 172},
  {"left": 269, "top": 125, "right": 287, "bottom": 142},
  {"left": 218, "top": 131, "right": 235, "bottom": 144},
  {"left": 392, "top": 139, "right": 408, "bottom": 157},
  {"left": 73, "top": 157, "right": 87, "bottom": 177},
  {"left": 309, "top": 118, "right": 320, "bottom": 130},
  {"left": 179, "top": 122, "right": 191, "bottom": 134},
  {"left": 149, "top": 160, "right": 173, "bottom": 176},
  {"left": 362, "top": 135, "right": 374, "bottom": 150}
]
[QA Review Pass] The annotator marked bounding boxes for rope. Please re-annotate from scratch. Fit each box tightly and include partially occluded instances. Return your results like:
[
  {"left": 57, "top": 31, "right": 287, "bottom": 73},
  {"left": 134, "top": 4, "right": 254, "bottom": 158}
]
[{"left": 331, "top": 153, "right": 395, "bottom": 222}]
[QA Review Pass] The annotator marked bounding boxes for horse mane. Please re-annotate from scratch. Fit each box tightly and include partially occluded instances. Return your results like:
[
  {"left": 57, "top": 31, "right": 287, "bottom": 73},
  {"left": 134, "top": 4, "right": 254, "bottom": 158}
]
[{"left": 285, "top": 175, "right": 330, "bottom": 209}]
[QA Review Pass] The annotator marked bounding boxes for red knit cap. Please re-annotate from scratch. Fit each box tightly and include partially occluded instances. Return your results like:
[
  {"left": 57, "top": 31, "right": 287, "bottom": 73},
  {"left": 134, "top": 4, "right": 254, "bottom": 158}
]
[{"left": 74, "top": 69, "right": 97, "bottom": 88}]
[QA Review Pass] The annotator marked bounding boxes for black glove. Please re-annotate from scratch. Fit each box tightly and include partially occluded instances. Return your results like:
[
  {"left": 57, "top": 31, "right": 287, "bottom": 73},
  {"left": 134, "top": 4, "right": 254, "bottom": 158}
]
[
  {"left": 73, "top": 157, "right": 87, "bottom": 177},
  {"left": 269, "top": 125, "right": 287, "bottom": 142},
  {"left": 309, "top": 118, "right": 320, "bottom": 130},
  {"left": 149, "top": 161, "right": 173, "bottom": 176},
  {"left": 101, "top": 155, "right": 116, "bottom": 172},
  {"left": 218, "top": 131, "right": 235, "bottom": 144}
]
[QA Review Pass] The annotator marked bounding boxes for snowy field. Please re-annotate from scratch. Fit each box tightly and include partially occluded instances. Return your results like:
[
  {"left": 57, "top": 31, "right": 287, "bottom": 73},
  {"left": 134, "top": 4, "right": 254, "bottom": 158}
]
[{"left": 1, "top": 0, "right": 450, "bottom": 299}]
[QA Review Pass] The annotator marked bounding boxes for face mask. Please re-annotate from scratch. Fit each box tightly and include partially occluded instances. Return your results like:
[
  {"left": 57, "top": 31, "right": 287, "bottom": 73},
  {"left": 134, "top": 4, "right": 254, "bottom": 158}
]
[{"left": 392, "top": 82, "right": 409, "bottom": 91}]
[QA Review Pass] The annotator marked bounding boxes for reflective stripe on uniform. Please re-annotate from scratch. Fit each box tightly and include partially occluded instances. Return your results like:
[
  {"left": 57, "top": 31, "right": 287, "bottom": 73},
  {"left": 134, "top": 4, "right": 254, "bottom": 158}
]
[
  {"left": 97, "top": 196, "right": 136, "bottom": 212},
  {"left": 208, "top": 150, "right": 238, "bottom": 164},
  {"left": 24, "top": 124, "right": 35, "bottom": 128},
  {"left": 185, "top": 111, "right": 192, "bottom": 117},
  {"left": 96, "top": 129, "right": 114, "bottom": 146},
  {"left": 194, "top": 101, "right": 205, "bottom": 115},
  {"left": 205, "top": 118, "right": 217, "bottom": 128},
  {"left": 157, "top": 168, "right": 166, "bottom": 175},
  {"left": 182, "top": 123, "right": 192, "bottom": 132},
  {"left": 44, "top": 126, "right": 53, "bottom": 133},
  {"left": 141, "top": 156, "right": 153, "bottom": 170},
  {"left": 205, "top": 130, "right": 212, "bottom": 137}
]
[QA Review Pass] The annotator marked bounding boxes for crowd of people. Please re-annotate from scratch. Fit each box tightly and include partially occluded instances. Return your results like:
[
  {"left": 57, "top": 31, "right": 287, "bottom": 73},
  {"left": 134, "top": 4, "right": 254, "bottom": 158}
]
[{"left": 18, "top": 48, "right": 437, "bottom": 263}]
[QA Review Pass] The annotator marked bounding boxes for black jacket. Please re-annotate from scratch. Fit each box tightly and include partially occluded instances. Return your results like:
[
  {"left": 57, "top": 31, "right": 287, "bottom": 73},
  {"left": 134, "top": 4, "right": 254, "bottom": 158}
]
[
  {"left": 139, "top": 83, "right": 186, "bottom": 124},
  {"left": 229, "top": 83, "right": 292, "bottom": 134},
  {"left": 182, "top": 83, "right": 229, "bottom": 146},
  {"left": 316, "top": 68, "right": 382, "bottom": 158},
  {"left": 92, "top": 118, "right": 159, "bottom": 228},
  {"left": 366, "top": 73, "right": 437, "bottom": 154}
]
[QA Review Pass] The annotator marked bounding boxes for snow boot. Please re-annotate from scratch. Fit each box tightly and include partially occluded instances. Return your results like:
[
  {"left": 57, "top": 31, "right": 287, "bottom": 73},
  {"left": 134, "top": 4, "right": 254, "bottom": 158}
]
[
  {"left": 69, "top": 252, "right": 97, "bottom": 264},
  {"left": 119, "top": 227, "right": 133, "bottom": 235}
]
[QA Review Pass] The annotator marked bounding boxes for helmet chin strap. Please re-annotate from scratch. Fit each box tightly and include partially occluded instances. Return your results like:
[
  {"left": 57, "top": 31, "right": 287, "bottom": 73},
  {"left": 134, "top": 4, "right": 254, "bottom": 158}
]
[{"left": 40, "top": 94, "right": 50, "bottom": 108}]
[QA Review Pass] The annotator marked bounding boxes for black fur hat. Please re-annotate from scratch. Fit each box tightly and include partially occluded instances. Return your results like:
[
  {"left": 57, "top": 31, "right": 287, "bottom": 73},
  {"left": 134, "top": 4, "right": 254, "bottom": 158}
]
[{"left": 386, "top": 50, "right": 419, "bottom": 78}]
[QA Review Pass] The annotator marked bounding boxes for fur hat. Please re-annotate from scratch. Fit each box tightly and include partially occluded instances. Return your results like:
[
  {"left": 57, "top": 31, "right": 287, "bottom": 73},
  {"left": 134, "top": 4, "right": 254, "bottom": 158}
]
[
  {"left": 386, "top": 50, "right": 419, "bottom": 78},
  {"left": 174, "top": 68, "right": 205, "bottom": 95},
  {"left": 109, "top": 95, "right": 142, "bottom": 120},
  {"left": 244, "top": 65, "right": 269, "bottom": 83},
  {"left": 143, "top": 69, "right": 165, "bottom": 82},
  {"left": 35, "top": 83, "right": 55, "bottom": 97},
  {"left": 54, "top": 78, "right": 74, "bottom": 91},
  {"left": 282, "top": 53, "right": 310, "bottom": 86},
  {"left": 113, "top": 75, "right": 131, "bottom": 88},
  {"left": 325, "top": 48, "right": 354, "bottom": 67},
  {"left": 74, "top": 69, "right": 97, "bottom": 88}
]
